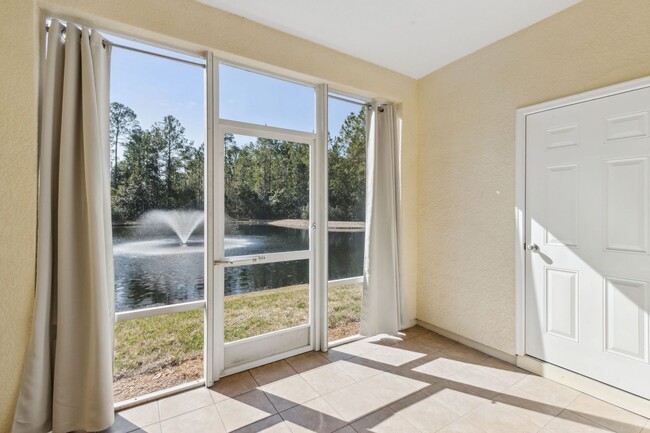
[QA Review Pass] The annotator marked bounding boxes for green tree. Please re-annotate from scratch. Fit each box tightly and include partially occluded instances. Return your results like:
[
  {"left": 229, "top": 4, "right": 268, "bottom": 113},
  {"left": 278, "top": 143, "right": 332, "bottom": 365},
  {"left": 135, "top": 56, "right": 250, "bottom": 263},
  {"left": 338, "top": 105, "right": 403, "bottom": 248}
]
[
  {"left": 223, "top": 136, "right": 310, "bottom": 220},
  {"left": 152, "top": 115, "right": 188, "bottom": 208},
  {"left": 112, "top": 128, "right": 165, "bottom": 221},
  {"left": 328, "top": 109, "right": 366, "bottom": 221},
  {"left": 109, "top": 105, "right": 366, "bottom": 224},
  {"left": 110, "top": 102, "right": 139, "bottom": 188},
  {"left": 178, "top": 142, "right": 204, "bottom": 209}
]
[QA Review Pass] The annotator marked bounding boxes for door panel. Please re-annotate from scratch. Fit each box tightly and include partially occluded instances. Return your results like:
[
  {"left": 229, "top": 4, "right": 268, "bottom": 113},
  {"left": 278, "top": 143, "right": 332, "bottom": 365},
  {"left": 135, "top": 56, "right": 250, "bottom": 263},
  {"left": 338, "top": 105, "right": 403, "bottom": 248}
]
[
  {"left": 604, "top": 276, "right": 649, "bottom": 362},
  {"left": 545, "top": 267, "right": 579, "bottom": 342},
  {"left": 545, "top": 164, "right": 579, "bottom": 247},
  {"left": 604, "top": 157, "right": 648, "bottom": 253},
  {"left": 224, "top": 326, "right": 310, "bottom": 369},
  {"left": 526, "top": 87, "right": 650, "bottom": 400}
]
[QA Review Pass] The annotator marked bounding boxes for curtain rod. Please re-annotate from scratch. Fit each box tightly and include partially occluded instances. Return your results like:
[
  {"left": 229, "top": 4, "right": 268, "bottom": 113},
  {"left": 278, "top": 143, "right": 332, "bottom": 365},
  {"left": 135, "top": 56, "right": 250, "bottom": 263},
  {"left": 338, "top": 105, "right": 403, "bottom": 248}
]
[
  {"left": 46, "top": 23, "right": 387, "bottom": 109},
  {"left": 45, "top": 24, "right": 206, "bottom": 69}
]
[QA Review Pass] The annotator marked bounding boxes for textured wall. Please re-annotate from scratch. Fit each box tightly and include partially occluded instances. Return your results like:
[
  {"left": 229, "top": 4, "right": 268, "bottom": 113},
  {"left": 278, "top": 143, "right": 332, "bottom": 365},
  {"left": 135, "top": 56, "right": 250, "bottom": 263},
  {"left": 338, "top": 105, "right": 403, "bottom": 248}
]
[
  {"left": 0, "top": 0, "right": 39, "bottom": 431},
  {"left": 417, "top": 0, "right": 650, "bottom": 354},
  {"left": 0, "top": 1, "right": 418, "bottom": 430}
]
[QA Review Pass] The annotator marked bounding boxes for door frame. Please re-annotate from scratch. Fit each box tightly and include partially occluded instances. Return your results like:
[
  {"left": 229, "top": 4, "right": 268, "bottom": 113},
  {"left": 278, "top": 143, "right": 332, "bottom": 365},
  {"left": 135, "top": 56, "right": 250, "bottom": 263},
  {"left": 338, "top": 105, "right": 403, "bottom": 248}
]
[
  {"left": 514, "top": 75, "right": 650, "bottom": 357},
  {"left": 207, "top": 54, "right": 331, "bottom": 380},
  {"left": 216, "top": 122, "right": 316, "bottom": 376}
]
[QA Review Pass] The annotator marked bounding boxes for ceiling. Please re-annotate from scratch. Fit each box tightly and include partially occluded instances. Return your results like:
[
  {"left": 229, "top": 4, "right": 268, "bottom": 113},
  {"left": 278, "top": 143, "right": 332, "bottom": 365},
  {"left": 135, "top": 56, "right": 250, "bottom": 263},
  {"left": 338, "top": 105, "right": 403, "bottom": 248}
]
[{"left": 197, "top": 0, "right": 580, "bottom": 79}]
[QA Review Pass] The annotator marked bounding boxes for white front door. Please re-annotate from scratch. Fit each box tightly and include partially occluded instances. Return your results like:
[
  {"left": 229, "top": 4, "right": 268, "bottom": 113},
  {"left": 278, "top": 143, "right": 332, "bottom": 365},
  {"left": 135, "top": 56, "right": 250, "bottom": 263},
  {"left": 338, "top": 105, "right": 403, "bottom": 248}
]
[{"left": 525, "top": 86, "right": 650, "bottom": 399}]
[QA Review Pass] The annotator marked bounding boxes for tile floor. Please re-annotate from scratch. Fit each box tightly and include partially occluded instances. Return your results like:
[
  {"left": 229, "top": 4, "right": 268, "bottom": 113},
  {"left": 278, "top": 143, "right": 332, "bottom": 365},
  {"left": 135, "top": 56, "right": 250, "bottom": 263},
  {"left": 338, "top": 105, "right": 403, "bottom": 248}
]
[{"left": 106, "top": 326, "right": 650, "bottom": 433}]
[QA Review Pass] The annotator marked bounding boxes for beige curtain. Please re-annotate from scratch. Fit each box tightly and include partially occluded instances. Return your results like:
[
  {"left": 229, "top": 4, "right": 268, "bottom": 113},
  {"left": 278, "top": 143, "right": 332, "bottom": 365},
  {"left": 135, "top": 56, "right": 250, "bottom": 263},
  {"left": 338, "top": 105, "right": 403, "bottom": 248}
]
[
  {"left": 13, "top": 20, "right": 115, "bottom": 433},
  {"left": 360, "top": 103, "right": 408, "bottom": 336}
]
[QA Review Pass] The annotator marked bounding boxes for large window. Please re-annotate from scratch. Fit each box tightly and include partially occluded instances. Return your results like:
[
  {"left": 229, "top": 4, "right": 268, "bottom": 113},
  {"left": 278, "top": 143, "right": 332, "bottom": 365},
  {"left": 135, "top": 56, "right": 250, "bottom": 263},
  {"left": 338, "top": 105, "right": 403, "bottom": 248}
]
[
  {"left": 105, "top": 35, "right": 371, "bottom": 400},
  {"left": 110, "top": 35, "right": 206, "bottom": 402}
]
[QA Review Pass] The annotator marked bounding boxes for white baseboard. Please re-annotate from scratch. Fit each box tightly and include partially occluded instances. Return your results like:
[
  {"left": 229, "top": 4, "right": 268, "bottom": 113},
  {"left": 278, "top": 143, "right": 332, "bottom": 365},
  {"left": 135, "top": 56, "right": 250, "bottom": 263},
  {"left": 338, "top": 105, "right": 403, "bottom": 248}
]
[
  {"left": 402, "top": 318, "right": 418, "bottom": 329},
  {"left": 517, "top": 355, "right": 650, "bottom": 419},
  {"left": 416, "top": 320, "right": 650, "bottom": 418},
  {"left": 416, "top": 319, "right": 516, "bottom": 364}
]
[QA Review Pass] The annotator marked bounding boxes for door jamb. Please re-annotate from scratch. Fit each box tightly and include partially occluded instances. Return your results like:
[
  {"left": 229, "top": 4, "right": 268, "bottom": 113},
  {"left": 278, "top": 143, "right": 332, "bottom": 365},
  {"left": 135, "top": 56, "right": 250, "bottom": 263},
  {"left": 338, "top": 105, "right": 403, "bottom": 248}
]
[
  {"left": 315, "top": 83, "right": 329, "bottom": 352},
  {"left": 514, "top": 75, "right": 650, "bottom": 357}
]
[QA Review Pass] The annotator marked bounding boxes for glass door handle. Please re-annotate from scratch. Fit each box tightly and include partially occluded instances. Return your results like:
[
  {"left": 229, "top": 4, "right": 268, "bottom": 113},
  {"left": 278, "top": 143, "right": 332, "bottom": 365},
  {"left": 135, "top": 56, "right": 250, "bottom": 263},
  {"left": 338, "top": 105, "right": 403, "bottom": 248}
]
[{"left": 214, "top": 256, "right": 266, "bottom": 266}]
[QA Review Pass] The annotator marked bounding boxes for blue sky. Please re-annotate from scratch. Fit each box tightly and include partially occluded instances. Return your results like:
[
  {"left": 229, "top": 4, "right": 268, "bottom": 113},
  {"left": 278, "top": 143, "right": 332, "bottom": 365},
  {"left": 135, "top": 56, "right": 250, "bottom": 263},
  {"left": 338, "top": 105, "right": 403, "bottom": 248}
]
[{"left": 109, "top": 35, "right": 364, "bottom": 151}]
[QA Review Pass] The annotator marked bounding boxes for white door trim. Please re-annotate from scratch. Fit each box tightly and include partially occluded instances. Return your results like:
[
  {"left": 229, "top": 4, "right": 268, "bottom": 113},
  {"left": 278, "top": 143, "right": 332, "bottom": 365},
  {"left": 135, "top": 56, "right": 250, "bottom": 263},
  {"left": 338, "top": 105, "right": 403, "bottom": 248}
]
[
  {"left": 211, "top": 57, "right": 322, "bottom": 376},
  {"left": 208, "top": 52, "right": 223, "bottom": 383},
  {"left": 315, "top": 83, "right": 329, "bottom": 352},
  {"left": 515, "top": 74, "right": 650, "bottom": 356}
]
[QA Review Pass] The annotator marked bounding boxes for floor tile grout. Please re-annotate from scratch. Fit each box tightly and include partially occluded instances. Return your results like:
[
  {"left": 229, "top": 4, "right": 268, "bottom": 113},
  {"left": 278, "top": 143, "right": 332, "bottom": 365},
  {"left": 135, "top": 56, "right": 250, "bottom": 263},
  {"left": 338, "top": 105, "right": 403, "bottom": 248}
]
[
  {"left": 560, "top": 408, "right": 619, "bottom": 433},
  {"left": 113, "top": 327, "right": 650, "bottom": 433},
  {"left": 157, "top": 401, "right": 217, "bottom": 423},
  {"left": 249, "top": 359, "right": 299, "bottom": 388}
]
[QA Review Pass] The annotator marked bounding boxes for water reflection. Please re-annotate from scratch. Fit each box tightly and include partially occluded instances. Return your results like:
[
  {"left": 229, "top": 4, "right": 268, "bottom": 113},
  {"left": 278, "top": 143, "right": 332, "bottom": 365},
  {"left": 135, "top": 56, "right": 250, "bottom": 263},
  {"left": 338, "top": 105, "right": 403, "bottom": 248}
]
[
  {"left": 113, "top": 224, "right": 364, "bottom": 312},
  {"left": 226, "top": 260, "right": 309, "bottom": 295},
  {"left": 224, "top": 223, "right": 309, "bottom": 255}
]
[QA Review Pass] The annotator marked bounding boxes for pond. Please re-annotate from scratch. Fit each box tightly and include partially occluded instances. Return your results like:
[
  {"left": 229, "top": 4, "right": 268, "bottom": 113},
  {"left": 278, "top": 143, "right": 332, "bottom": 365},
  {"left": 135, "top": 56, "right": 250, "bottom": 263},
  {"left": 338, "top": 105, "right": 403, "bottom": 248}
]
[{"left": 113, "top": 223, "right": 364, "bottom": 312}]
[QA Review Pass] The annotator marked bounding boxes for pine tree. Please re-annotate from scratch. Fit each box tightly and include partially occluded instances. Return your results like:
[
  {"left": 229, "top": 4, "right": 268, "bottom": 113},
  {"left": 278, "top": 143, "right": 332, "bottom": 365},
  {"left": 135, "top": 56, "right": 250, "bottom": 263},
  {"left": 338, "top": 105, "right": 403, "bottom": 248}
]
[{"left": 109, "top": 102, "right": 139, "bottom": 188}]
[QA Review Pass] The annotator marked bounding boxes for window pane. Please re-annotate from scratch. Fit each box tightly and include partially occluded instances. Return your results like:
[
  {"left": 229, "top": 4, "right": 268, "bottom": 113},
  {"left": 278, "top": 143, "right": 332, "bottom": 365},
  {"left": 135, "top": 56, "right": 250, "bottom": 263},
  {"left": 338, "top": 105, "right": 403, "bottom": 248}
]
[
  {"left": 328, "top": 282, "right": 362, "bottom": 341},
  {"left": 113, "top": 310, "right": 204, "bottom": 402},
  {"left": 110, "top": 41, "right": 205, "bottom": 313},
  {"left": 327, "top": 96, "right": 366, "bottom": 280},
  {"left": 225, "top": 260, "right": 309, "bottom": 342},
  {"left": 114, "top": 225, "right": 204, "bottom": 312},
  {"left": 328, "top": 231, "right": 364, "bottom": 280},
  {"left": 219, "top": 64, "right": 315, "bottom": 132},
  {"left": 224, "top": 134, "right": 310, "bottom": 256},
  {"left": 327, "top": 95, "right": 366, "bottom": 341}
]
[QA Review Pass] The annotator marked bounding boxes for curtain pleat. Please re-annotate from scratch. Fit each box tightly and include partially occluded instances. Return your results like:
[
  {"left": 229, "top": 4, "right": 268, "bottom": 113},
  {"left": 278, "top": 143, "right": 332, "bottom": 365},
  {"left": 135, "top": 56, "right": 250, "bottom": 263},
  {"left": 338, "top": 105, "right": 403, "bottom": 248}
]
[
  {"left": 13, "top": 20, "right": 115, "bottom": 433},
  {"left": 360, "top": 104, "right": 408, "bottom": 336}
]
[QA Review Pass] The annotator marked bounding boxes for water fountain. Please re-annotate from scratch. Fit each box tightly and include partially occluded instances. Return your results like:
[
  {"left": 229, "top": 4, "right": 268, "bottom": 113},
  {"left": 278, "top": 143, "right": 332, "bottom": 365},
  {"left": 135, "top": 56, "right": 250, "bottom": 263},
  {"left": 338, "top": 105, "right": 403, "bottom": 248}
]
[
  {"left": 142, "top": 210, "right": 204, "bottom": 245},
  {"left": 113, "top": 209, "right": 254, "bottom": 257},
  {"left": 112, "top": 210, "right": 204, "bottom": 257}
]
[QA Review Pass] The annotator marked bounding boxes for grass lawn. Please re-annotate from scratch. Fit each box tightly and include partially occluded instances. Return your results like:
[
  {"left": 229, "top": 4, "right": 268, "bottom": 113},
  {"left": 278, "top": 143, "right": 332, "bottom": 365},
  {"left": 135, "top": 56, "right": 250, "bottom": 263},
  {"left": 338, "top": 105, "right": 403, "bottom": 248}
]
[
  {"left": 114, "top": 283, "right": 362, "bottom": 386},
  {"left": 224, "top": 284, "right": 311, "bottom": 342},
  {"left": 114, "top": 309, "right": 204, "bottom": 380}
]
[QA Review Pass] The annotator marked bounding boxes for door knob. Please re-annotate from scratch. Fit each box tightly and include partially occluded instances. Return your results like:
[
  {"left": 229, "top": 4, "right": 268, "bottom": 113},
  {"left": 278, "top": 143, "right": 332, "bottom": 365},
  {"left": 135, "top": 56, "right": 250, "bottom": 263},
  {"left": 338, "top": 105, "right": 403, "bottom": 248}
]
[{"left": 526, "top": 243, "right": 539, "bottom": 252}]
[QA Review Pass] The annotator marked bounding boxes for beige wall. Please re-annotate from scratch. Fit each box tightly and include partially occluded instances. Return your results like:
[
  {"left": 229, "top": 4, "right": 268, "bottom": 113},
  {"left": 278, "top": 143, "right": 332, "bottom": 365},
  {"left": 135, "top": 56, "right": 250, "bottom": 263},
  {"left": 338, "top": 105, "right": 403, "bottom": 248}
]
[
  {"left": 417, "top": 0, "right": 650, "bottom": 355},
  {"left": 0, "top": 0, "right": 418, "bottom": 429},
  {"left": 0, "top": 0, "right": 39, "bottom": 431}
]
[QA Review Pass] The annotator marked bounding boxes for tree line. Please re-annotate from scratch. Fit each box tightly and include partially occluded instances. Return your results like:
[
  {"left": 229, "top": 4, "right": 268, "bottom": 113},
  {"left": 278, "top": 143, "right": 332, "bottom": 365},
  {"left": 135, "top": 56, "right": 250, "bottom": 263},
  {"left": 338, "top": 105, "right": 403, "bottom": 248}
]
[
  {"left": 109, "top": 102, "right": 366, "bottom": 223},
  {"left": 109, "top": 102, "right": 204, "bottom": 222}
]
